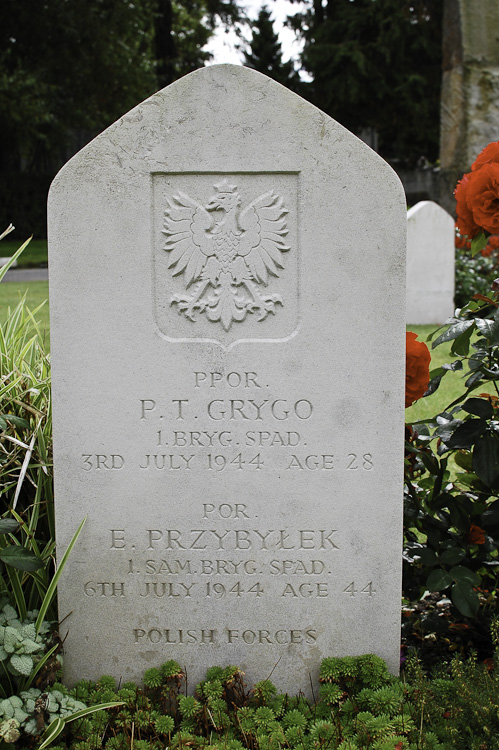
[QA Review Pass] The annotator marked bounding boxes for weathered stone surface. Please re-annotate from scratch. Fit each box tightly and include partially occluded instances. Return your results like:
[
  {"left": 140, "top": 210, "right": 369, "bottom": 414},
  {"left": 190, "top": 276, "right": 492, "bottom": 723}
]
[
  {"left": 440, "top": 0, "right": 499, "bottom": 210},
  {"left": 48, "top": 65, "right": 406, "bottom": 696},
  {"left": 406, "top": 201, "right": 455, "bottom": 324}
]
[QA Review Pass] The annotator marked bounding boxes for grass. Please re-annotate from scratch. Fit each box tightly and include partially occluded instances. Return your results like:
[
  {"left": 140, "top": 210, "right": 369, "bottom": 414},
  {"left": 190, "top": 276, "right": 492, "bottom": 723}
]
[
  {"left": 0, "top": 282, "right": 50, "bottom": 347},
  {"left": 406, "top": 324, "right": 497, "bottom": 422},
  {"left": 0, "top": 239, "right": 48, "bottom": 268}
]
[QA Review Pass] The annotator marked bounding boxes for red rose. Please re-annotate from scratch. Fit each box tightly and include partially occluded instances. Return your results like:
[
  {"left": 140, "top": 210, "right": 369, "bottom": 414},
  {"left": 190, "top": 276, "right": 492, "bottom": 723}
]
[
  {"left": 465, "top": 164, "right": 499, "bottom": 235},
  {"left": 466, "top": 524, "right": 486, "bottom": 545},
  {"left": 405, "top": 332, "right": 431, "bottom": 408},
  {"left": 455, "top": 173, "right": 481, "bottom": 238},
  {"left": 455, "top": 164, "right": 499, "bottom": 237},
  {"left": 487, "top": 235, "right": 499, "bottom": 249},
  {"left": 481, "top": 244, "right": 494, "bottom": 257},
  {"left": 472, "top": 140, "right": 499, "bottom": 171},
  {"left": 455, "top": 233, "right": 470, "bottom": 249}
]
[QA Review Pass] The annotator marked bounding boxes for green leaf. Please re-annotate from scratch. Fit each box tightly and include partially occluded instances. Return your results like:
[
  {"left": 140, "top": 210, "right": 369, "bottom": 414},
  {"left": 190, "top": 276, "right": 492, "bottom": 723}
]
[
  {"left": 465, "top": 370, "right": 484, "bottom": 389},
  {"left": 446, "top": 419, "right": 487, "bottom": 449},
  {"left": 475, "top": 318, "right": 495, "bottom": 338},
  {"left": 0, "top": 237, "right": 31, "bottom": 282},
  {"left": 0, "top": 546, "right": 44, "bottom": 572},
  {"left": 1, "top": 415, "right": 30, "bottom": 430},
  {"left": 440, "top": 548, "right": 465, "bottom": 565},
  {"left": 418, "top": 548, "right": 438, "bottom": 566},
  {"left": 38, "top": 717, "right": 65, "bottom": 750},
  {"left": 451, "top": 582, "right": 480, "bottom": 617},
  {"left": 23, "top": 644, "right": 58, "bottom": 691},
  {"left": 462, "top": 397, "right": 494, "bottom": 419},
  {"left": 38, "top": 701, "right": 125, "bottom": 750},
  {"left": 10, "top": 653, "right": 33, "bottom": 676},
  {"left": 450, "top": 566, "right": 480, "bottom": 585},
  {"left": 35, "top": 517, "right": 86, "bottom": 636},
  {"left": 63, "top": 701, "right": 125, "bottom": 724},
  {"left": 471, "top": 231, "right": 488, "bottom": 257},
  {"left": 448, "top": 501, "right": 472, "bottom": 533},
  {"left": 443, "top": 360, "right": 463, "bottom": 372},
  {"left": 454, "top": 450, "right": 473, "bottom": 471},
  {"left": 426, "top": 569, "right": 453, "bottom": 591},
  {"left": 418, "top": 451, "right": 440, "bottom": 475},
  {"left": 451, "top": 323, "right": 475, "bottom": 357},
  {"left": 434, "top": 419, "right": 463, "bottom": 443},
  {"left": 432, "top": 320, "right": 474, "bottom": 349},
  {"left": 482, "top": 500, "right": 499, "bottom": 527},
  {"left": 0, "top": 520, "right": 20, "bottom": 534},
  {"left": 472, "top": 435, "right": 499, "bottom": 487}
]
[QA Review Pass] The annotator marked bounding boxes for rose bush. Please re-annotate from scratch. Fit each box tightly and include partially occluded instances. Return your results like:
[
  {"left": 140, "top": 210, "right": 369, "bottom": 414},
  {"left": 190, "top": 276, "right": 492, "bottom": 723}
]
[
  {"left": 455, "top": 226, "right": 499, "bottom": 306},
  {"left": 403, "top": 140, "right": 499, "bottom": 652}
]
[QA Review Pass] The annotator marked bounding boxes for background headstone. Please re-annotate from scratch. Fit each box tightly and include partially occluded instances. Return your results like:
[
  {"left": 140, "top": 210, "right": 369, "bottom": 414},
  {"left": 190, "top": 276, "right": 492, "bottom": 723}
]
[
  {"left": 406, "top": 201, "right": 455, "bottom": 325},
  {"left": 48, "top": 65, "right": 406, "bottom": 696}
]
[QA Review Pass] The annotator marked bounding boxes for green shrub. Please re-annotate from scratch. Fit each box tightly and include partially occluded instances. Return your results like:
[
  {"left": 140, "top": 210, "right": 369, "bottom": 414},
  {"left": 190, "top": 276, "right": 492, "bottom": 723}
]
[
  {"left": 404, "top": 289, "right": 499, "bottom": 644},
  {"left": 0, "top": 650, "right": 491, "bottom": 749},
  {"left": 454, "top": 242, "right": 499, "bottom": 308},
  {"left": 0, "top": 295, "right": 54, "bottom": 620}
]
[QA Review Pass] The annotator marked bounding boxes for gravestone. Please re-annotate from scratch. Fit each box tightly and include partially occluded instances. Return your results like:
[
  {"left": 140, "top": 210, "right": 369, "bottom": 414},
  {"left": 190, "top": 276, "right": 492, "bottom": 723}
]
[
  {"left": 406, "top": 201, "right": 455, "bottom": 325},
  {"left": 48, "top": 65, "right": 406, "bottom": 695}
]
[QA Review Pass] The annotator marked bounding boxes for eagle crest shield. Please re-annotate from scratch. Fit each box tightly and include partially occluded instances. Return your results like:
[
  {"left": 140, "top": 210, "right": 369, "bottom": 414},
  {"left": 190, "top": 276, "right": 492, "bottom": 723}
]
[{"left": 162, "top": 181, "right": 290, "bottom": 331}]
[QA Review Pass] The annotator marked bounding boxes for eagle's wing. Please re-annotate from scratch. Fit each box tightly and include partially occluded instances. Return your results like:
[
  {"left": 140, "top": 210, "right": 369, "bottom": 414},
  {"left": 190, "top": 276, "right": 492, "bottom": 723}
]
[
  {"left": 162, "top": 192, "right": 214, "bottom": 286},
  {"left": 238, "top": 191, "right": 290, "bottom": 285}
]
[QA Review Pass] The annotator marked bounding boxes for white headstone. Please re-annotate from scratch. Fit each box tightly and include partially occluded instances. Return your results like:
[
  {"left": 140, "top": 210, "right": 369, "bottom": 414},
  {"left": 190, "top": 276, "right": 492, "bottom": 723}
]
[
  {"left": 48, "top": 65, "right": 406, "bottom": 696},
  {"left": 406, "top": 201, "right": 455, "bottom": 324}
]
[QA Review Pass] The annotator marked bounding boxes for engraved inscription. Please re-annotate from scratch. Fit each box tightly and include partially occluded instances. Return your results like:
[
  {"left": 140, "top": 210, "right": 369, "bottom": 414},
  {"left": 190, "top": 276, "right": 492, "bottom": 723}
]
[
  {"left": 132, "top": 628, "right": 318, "bottom": 645},
  {"left": 162, "top": 181, "right": 290, "bottom": 330},
  {"left": 84, "top": 370, "right": 376, "bottom": 473}
]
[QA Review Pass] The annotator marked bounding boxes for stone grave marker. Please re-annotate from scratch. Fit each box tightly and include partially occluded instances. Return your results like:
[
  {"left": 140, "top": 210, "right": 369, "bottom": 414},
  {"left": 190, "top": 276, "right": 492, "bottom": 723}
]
[
  {"left": 406, "top": 201, "right": 455, "bottom": 324},
  {"left": 48, "top": 65, "right": 406, "bottom": 695}
]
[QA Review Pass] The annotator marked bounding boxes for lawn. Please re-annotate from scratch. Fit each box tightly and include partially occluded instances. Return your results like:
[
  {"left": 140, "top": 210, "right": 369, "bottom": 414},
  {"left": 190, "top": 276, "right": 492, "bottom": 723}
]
[{"left": 0, "top": 281, "right": 50, "bottom": 347}]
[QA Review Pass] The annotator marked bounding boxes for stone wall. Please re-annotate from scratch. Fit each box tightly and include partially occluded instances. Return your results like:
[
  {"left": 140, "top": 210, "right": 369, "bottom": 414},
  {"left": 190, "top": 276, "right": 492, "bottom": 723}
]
[{"left": 440, "top": 0, "right": 499, "bottom": 212}]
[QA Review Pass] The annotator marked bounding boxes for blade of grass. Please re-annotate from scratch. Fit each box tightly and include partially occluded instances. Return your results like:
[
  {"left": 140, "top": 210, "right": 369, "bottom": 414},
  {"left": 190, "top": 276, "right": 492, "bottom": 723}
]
[
  {"left": 0, "top": 224, "right": 15, "bottom": 241},
  {"left": 22, "top": 643, "right": 59, "bottom": 690},
  {"left": 12, "top": 430, "right": 37, "bottom": 511},
  {"left": 3, "top": 562, "right": 26, "bottom": 620},
  {"left": 39, "top": 702, "right": 125, "bottom": 750},
  {"left": 35, "top": 518, "right": 86, "bottom": 636},
  {"left": 0, "top": 236, "right": 31, "bottom": 281}
]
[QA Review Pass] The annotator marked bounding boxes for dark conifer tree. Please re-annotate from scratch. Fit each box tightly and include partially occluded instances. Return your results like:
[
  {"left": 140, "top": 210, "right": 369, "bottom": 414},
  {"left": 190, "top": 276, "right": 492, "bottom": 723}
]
[
  {"left": 243, "top": 6, "right": 300, "bottom": 89},
  {"left": 288, "top": 0, "right": 443, "bottom": 165}
]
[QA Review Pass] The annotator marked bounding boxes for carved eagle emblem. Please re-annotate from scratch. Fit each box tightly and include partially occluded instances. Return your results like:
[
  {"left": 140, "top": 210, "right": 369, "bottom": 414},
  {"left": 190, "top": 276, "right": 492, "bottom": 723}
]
[{"left": 162, "top": 180, "right": 290, "bottom": 331}]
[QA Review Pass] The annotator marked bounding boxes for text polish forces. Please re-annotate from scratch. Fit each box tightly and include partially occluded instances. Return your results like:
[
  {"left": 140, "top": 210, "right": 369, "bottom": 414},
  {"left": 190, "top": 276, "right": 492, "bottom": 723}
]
[{"left": 132, "top": 628, "right": 318, "bottom": 645}]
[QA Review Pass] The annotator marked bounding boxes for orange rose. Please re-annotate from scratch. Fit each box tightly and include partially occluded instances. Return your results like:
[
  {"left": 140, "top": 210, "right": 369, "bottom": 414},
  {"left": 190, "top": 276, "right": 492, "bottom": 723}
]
[
  {"left": 454, "top": 225, "right": 471, "bottom": 249},
  {"left": 472, "top": 140, "right": 499, "bottom": 171},
  {"left": 455, "top": 173, "right": 481, "bottom": 238},
  {"left": 464, "top": 163, "right": 499, "bottom": 235},
  {"left": 405, "top": 332, "right": 431, "bottom": 408},
  {"left": 488, "top": 235, "right": 499, "bottom": 249},
  {"left": 466, "top": 524, "right": 486, "bottom": 545}
]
